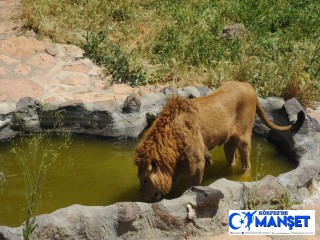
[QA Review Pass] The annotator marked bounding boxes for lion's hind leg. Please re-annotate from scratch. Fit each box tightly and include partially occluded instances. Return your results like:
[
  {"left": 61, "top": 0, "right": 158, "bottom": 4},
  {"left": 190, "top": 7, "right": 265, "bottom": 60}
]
[
  {"left": 224, "top": 138, "right": 237, "bottom": 168},
  {"left": 235, "top": 134, "right": 252, "bottom": 173}
]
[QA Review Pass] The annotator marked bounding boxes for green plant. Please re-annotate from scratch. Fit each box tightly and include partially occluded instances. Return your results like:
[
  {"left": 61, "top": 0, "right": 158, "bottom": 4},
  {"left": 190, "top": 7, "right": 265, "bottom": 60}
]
[
  {"left": 10, "top": 115, "right": 72, "bottom": 240},
  {"left": 246, "top": 144, "right": 269, "bottom": 210},
  {"left": 82, "top": 31, "right": 148, "bottom": 86},
  {"left": 19, "top": 0, "right": 320, "bottom": 104},
  {"left": 0, "top": 172, "right": 7, "bottom": 195},
  {"left": 271, "top": 191, "right": 295, "bottom": 210}
]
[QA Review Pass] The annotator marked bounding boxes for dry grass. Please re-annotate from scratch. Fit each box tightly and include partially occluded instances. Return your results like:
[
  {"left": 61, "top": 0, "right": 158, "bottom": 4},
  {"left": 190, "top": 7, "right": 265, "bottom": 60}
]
[{"left": 19, "top": 0, "right": 320, "bottom": 105}]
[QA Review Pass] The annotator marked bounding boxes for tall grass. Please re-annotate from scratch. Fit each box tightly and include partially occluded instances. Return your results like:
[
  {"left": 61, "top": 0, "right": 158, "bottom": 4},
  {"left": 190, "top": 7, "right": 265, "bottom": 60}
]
[
  {"left": 11, "top": 124, "right": 71, "bottom": 239},
  {"left": 20, "top": 0, "right": 320, "bottom": 104},
  {"left": 246, "top": 143, "right": 266, "bottom": 210},
  {"left": 0, "top": 172, "right": 7, "bottom": 195}
]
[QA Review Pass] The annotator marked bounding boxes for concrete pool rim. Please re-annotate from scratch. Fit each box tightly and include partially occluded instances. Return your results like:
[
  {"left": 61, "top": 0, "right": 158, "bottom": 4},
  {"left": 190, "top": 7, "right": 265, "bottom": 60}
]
[{"left": 0, "top": 87, "right": 319, "bottom": 239}]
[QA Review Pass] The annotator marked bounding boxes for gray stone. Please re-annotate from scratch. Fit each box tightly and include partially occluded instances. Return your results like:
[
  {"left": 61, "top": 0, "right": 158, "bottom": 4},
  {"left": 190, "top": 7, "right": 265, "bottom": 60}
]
[
  {"left": 160, "top": 87, "right": 178, "bottom": 96},
  {"left": 140, "top": 92, "right": 167, "bottom": 127},
  {"left": 220, "top": 23, "right": 245, "bottom": 40},
  {"left": 0, "top": 187, "right": 224, "bottom": 239},
  {"left": 109, "top": 112, "right": 147, "bottom": 138},
  {"left": 11, "top": 97, "right": 40, "bottom": 132},
  {"left": 122, "top": 93, "right": 141, "bottom": 114},
  {"left": 177, "top": 87, "right": 200, "bottom": 99},
  {"left": 253, "top": 97, "right": 287, "bottom": 137},
  {"left": 0, "top": 102, "right": 16, "bottom": 115},
  {"left": 0, "top": 226, "right": 22, "bottom": 240},
  {"left": 0, "top": 114, "right": 12, "bottom": 130},
  {"left": 45, "top": 45, "right": 58, "bottom": 57},
  {"left": 115, "top": 202, "right": 140, "bottom": 236},
  {"left": 40, "top": 102, "right": 60, "bottom": 111},
  {"left": 0, "top": 92, "right": 162, "bottom": 139},
  {"left": 140, "top": 92, "right": 166, "bottom": 113},
  {"left": 194, "top": 86, "right": 213, "bottom": 96},
  {"left": 0, "top": 127, "right": 17, "bottom": 141},
  {"left": 84, "top": 100, "right": 120, "bottom": 113},
  {"left": 243, "top": 175, "right": 287, "bottom": 208},
  {"left": 209, "top": 178, "right": 245, "bottom": 210},
  {"left": 283, "top": 98, "right": 304, "bottom": 122}
]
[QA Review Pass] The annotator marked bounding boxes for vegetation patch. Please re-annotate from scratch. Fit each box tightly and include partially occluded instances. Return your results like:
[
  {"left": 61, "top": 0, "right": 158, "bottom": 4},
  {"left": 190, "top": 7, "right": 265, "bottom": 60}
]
[
  {"left": 10, "top": 115, "right": 72, "bottom": 239},
  {"left": 20, "top": 0, "right": 320, "bottom": 104}
]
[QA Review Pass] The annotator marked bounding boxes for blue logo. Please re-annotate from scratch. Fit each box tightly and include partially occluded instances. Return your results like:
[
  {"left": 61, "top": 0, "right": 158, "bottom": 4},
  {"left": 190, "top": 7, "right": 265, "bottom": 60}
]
[
  {"left": 228, "top": 210, "right": 315, "bottom": 235},
  {"left": 229, "top": 210, "right": 257, "bottom": 230}
]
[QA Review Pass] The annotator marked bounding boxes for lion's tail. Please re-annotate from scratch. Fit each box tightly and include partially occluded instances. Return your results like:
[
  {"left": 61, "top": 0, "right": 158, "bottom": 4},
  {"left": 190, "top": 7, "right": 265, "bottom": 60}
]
[{"left": 256, "top": 99, "right": 305, "bottom": 132}]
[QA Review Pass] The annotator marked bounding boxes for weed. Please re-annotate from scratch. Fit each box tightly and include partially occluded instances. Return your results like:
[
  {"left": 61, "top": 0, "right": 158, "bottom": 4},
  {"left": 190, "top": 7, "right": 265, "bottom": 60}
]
[
  {"left": 246, "top": 144, "right": 270, "bottom": 210},
  {"left": 271, "top": 191, "right": 296, "bottom": 210},
  {"left": 246, "top": 146, "right": 261, "bottom": 210},
  {"left": 10, "top": 114, "right": 72, "bottom": 240},
  {"left": 0, "top": 172, "right": 7, "bottom": 195}
]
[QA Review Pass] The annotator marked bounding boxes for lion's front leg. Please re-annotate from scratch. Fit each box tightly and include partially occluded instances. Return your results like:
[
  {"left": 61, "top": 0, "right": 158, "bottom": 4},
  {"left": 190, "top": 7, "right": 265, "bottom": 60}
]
[
  {"left": 183, "top": 131, "right": 207, "bottom": 187},
  {"left": 190, "top": 167, "right": 205, "bottom": 186},
  {"left": 187, "top": 155, "right": 206, "bottom": 187}
]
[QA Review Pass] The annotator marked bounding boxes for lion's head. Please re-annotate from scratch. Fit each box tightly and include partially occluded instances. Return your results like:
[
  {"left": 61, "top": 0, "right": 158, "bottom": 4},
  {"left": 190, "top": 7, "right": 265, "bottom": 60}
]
[
  {"left": 135, "top": 153, "right": 175, "bottom": 201},
  {"left": 134, "top": 122, "right": 180, "bottom": 201},
  {"left": 134, "top": 96, "right": 201, "bottom": 201}
]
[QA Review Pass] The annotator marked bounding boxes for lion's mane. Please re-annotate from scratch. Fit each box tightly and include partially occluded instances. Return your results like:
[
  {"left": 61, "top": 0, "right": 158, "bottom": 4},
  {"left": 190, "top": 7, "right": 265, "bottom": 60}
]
[{"left": 135, "top": 95, "right": 205, "bottom": 194}]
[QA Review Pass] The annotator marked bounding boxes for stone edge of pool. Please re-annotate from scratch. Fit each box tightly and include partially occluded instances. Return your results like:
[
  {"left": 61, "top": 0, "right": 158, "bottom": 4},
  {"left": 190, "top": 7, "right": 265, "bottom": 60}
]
[{"left": 0, "top": 87, "right": 319, "bottom": 239}]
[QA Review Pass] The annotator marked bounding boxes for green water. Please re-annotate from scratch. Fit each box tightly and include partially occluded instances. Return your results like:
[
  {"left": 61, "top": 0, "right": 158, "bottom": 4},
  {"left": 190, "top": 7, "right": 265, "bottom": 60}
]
[{"left": 0, "top": 135, "right": 294, "bottom": 227}]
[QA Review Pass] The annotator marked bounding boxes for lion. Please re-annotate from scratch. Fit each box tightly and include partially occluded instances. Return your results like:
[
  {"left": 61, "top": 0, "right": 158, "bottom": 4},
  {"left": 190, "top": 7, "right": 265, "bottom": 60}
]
[{"left": 134, "top": 81, "right": 305, "bottom": 201}]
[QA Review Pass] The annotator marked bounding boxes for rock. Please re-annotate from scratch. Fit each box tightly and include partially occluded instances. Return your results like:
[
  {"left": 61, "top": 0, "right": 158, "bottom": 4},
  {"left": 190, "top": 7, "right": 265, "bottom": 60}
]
[
  {"left": 0, "top": 87, "right": 319, "bottom": 239},
  {"left": 140, "top": 92, "right": 167, "bottom": 127},
  {"left": 11, "top": 97, "right": 40, "bottom": 132},
  {"left": 187, "top": 204, "right": 196, "bottom": 220},
  {"left": 194, "top": 86, "right": 213, "bottom": 96},
  {"left": 283, "top": 98, "right": 304, "bottom": 123},
  {"left": 122, "top": 93, "right": 141, "bottom": 114},
  {"left": 83, "top": 100, "right": 120, "bottom": 113},
  {"left": 0, "top": 101, "right": 16, "bottom": 115},
  {"left": 177, "top": 86, "right": 201, "bottom": 99},
  {"left": 0, "top": 226, "right": 22, "bottom": 240},
  {"left": 0, "top": 98, "right": 16, "bottom": 141},
  {"left": 111, "top": 112, "right": 147, "bottom": 138},
  {"left": 209, "top": 178, "right": 245, "bottom": 211},
  {"left": 243, "top": 175, "right": 287, "bottom": 208},
  {"left": 45, "top": 45, "right": 58, "bottom": 57},
  {"left": 0, "top": 187, "right": 224, "bottom": 239},
  {"left": 115, "top": 202, "right": 140, "bottom": 236},
  {"left": 220, "top": 23, "right": 245, "bottom": 40},
  {"left": 278, "top": 133, "right": 320, "bottom": 202},
  {"left": 253, "top": 97, "right": 285, "bottom": 137},
  {"left": 160, "top": 87, "right": 178, "bottom": 96}
]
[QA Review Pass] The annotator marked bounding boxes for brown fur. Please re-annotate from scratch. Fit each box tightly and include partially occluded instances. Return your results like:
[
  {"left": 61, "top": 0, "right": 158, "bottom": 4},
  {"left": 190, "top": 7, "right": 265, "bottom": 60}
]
[{"left": 134, "top": 81, "right": 305, "bottom": 201}]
